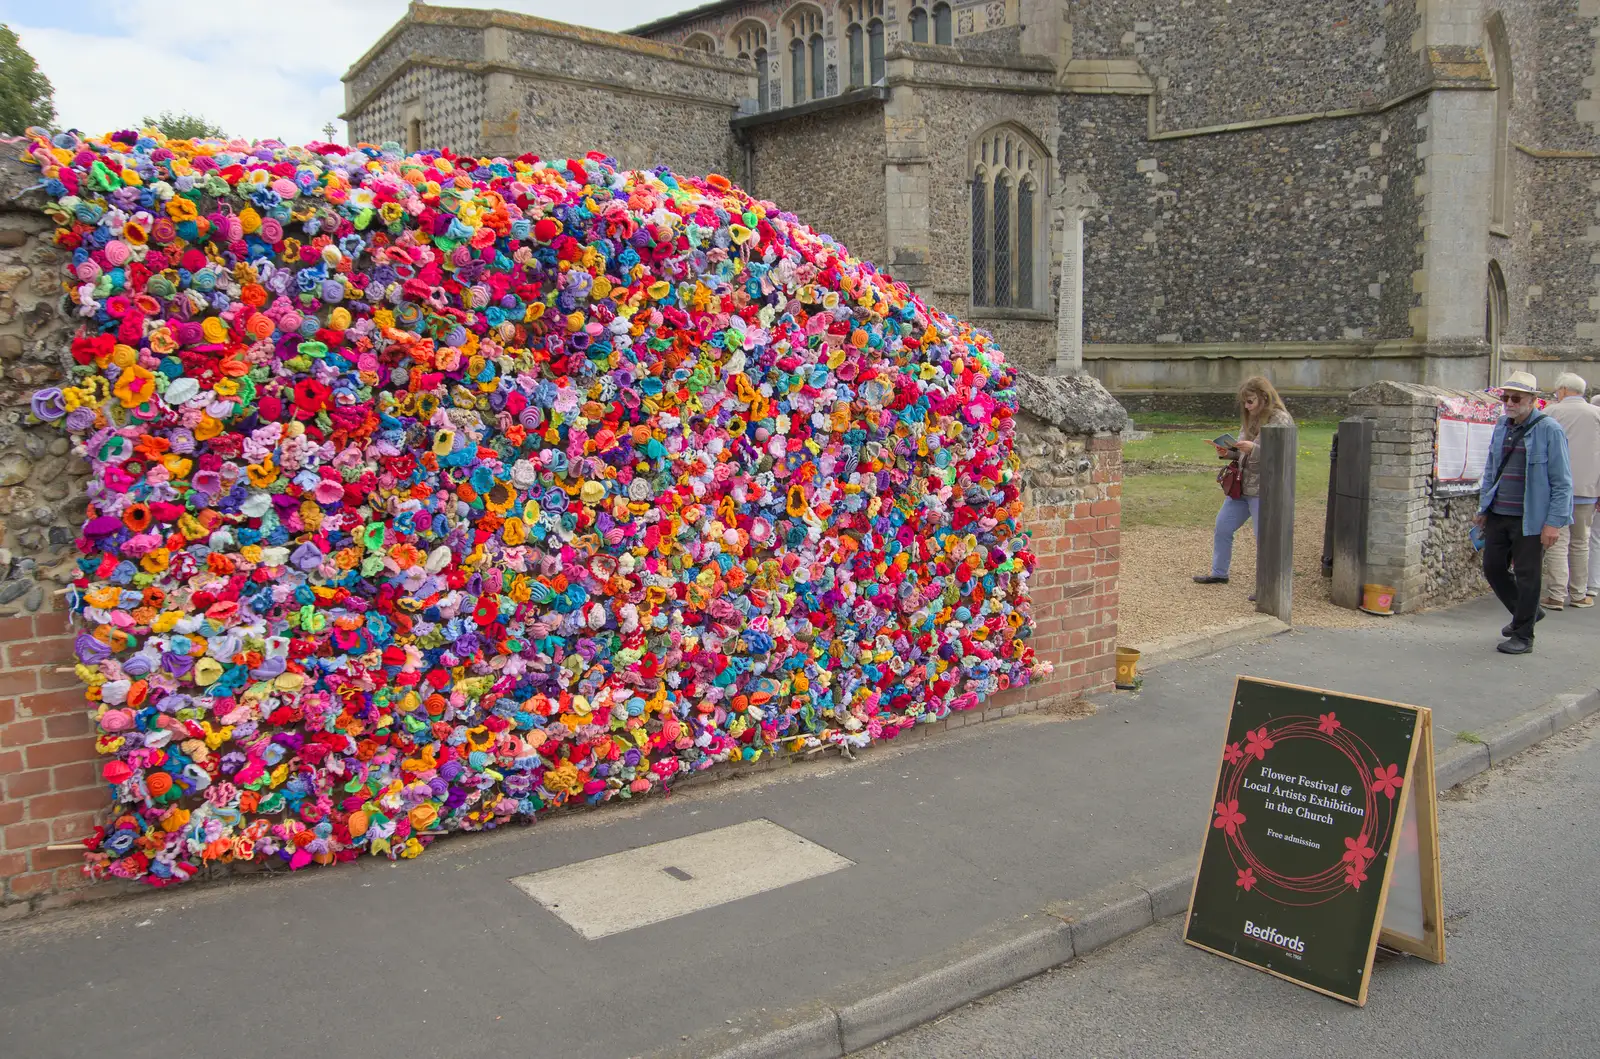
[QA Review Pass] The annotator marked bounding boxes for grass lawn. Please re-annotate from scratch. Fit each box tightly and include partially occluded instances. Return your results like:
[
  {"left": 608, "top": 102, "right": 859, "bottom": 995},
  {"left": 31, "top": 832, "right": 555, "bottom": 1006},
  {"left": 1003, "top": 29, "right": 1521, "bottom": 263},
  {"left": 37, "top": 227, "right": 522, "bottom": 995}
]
[{"left": 1123, "top": 419, "right": 1338, "bottom": 529}]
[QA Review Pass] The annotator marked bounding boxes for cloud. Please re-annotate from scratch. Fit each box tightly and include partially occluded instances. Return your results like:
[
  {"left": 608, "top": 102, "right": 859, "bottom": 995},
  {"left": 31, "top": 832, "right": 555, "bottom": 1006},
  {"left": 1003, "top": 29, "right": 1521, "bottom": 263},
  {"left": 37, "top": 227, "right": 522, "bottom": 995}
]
[{"left": 3, "top": 0, "right": 710, "bottom": 143}]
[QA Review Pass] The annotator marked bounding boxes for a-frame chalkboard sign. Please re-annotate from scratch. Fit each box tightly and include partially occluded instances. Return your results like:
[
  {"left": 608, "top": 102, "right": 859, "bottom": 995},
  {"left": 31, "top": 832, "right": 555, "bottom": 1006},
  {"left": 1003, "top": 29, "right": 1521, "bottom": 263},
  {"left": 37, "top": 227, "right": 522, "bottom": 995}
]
[{"left": 1183, "top": 677, "right": 1445, "bottom": 1006}]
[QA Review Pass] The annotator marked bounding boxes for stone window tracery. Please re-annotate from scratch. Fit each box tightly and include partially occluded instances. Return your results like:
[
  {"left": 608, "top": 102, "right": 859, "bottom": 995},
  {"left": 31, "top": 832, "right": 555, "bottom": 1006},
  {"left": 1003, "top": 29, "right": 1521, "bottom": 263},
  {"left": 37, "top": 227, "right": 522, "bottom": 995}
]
[
  {"left": 907, "top": 3, "right": 952, "bottom": 45},
  {"left": 970, "top": 124, "right": 1048, "bottom": 310},
  {"left": 844, "top": 2, "right": 886, "bottom": 85},
  {"left": 683, "top": 32, "right": 717, "bottom": 54},
  {"left": 730, "top": 21, "right": 772, "bottom": 110},
  {"left": 782, "top": 4, "right": 827, "bottom": 104}
]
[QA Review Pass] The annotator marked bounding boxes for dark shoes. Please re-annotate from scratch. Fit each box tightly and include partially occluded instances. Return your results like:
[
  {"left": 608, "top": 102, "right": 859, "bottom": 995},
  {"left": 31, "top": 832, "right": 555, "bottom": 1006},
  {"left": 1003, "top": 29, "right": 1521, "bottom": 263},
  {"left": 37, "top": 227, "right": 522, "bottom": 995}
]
[
  {"left": 1500, "top": 608, "right": 1546, "bottom": 638},
  {"left": 1496, "top": 637, "right": 1533, "bottom": 655},
  {"left": 1192, "top": 575, "right": 1229, "bottom": 584}
]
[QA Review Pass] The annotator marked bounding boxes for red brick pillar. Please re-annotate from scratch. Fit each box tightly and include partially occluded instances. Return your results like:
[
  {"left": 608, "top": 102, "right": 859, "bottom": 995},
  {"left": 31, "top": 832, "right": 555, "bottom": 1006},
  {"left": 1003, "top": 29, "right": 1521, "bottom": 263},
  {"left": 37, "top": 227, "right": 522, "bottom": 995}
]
[{"left": 0, "top": 613, "right": 111, "bottom": 914}]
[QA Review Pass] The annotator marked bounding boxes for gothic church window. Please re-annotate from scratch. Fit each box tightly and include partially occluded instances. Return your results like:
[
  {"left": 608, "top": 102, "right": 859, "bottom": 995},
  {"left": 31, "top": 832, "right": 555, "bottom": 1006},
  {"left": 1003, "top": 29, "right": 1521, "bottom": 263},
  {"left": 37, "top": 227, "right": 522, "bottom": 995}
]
[
  {"left": 908, "top": 3, "right": 953, "bottom": 46},
  {"left": 683, "top": 33, "right": 717, "bottom": 53},
  {"left": 843, "top": 2, "right": 886, "bottom": 86},
  {"left": 730, "top": 21, "right": 771, "bottom": 110},
  {"left": 783, "top": 4, "right": 827, "bottom": 104},
  {"left": 970, "top": 124, "right": 1049, "bottom": 310},
  {"left": 810, "top": 34, "right": 825, "bottom": 100}
]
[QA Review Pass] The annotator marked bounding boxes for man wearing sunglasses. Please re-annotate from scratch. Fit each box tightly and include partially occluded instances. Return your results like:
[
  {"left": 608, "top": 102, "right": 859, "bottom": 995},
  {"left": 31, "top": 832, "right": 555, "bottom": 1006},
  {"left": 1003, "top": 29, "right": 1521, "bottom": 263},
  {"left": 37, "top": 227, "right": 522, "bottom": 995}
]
[{"left": 1475, "top": 371, "right": 1575, "bottom": 654}]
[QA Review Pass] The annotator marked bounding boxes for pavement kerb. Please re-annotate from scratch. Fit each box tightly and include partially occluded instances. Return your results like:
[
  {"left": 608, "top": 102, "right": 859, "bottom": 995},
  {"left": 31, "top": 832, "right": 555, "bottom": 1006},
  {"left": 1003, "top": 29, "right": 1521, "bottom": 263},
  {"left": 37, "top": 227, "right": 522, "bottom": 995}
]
[
  {"left": 687, "top": 680, "right": 1600, "bottom": 1059},
  {"left": 1130, "top": 616, "right": 1292, "bottom": 672}
]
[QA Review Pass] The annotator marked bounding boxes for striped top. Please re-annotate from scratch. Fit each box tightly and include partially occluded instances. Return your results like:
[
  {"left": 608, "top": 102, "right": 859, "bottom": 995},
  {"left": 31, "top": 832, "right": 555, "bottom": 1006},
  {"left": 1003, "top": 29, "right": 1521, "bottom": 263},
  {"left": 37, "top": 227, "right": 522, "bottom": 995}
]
[{"left": 1490, "top": 425, "right": 1528, "bottom": 517}]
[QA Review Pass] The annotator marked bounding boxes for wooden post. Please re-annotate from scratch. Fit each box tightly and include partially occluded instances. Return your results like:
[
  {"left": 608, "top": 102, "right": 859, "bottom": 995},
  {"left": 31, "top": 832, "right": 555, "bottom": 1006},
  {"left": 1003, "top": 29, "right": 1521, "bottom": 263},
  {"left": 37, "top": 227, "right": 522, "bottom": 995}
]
[
  {"left": 1320, "top": 431, "right": 1339, "bottom": 578},
  {"left": 1255, "top": 423, "right": 1297, "bottom": 622},
  {"left": 1331, "top": 417, "right": 1374, "bottom": 610}
]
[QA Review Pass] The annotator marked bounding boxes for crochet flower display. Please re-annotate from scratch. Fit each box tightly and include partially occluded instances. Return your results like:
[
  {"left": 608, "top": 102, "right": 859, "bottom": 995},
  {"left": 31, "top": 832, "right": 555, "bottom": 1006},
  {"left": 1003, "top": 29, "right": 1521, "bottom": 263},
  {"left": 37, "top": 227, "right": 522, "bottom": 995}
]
[{"left": 23, "top": 130, "right": 1042, "bottom": 885}]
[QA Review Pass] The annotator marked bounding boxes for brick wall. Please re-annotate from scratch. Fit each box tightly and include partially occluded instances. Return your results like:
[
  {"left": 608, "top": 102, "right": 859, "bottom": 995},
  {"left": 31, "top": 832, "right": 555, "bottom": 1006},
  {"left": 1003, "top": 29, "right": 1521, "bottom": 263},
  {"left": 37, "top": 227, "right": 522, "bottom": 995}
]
[{"left": 0, "top": 613, "right": 109, "bottom": 914}]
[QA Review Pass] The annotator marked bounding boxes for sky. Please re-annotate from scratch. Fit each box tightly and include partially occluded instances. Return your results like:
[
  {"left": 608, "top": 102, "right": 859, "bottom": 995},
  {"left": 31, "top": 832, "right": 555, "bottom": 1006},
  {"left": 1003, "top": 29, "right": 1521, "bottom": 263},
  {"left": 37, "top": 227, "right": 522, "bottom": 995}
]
[{"left": 2, "top": 0, "right": 702, "bottom": 143}]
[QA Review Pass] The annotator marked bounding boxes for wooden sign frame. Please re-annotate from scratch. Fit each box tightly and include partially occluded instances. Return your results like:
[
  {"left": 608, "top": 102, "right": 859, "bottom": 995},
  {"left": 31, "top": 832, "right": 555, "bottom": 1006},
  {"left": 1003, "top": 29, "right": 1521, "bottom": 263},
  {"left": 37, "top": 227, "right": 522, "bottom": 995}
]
[{"left": 1183, "top": 677, "right": 1444, "bottom": 1006}]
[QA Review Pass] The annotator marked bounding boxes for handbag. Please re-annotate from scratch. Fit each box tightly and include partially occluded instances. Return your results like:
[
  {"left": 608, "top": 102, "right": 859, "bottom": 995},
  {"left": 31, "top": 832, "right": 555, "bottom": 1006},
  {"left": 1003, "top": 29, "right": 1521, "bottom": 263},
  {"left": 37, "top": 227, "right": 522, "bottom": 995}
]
[{"left": 1217, "top": 459, "right": 1244, "bottom": 500}]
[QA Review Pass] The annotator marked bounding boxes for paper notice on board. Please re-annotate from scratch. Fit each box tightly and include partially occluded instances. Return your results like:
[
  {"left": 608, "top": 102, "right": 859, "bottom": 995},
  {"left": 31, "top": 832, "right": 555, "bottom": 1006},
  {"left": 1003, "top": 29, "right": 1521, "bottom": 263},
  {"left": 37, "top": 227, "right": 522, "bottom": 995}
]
[
  {"left": 1463, "top": 422, "right": 1495, "bottom": 482},
  {"left": 1437, "top": 418, "right": 1498, "bottom": 484},
  {"left": 1436, "top": 419, "right": 1469, "bottom": 481}
]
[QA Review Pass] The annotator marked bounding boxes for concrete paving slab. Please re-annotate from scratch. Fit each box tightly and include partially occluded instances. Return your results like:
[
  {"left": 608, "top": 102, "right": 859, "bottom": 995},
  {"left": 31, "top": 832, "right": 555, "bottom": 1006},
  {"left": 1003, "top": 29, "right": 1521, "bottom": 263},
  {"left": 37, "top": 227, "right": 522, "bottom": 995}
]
[{"left": 510, "top": 819, "right": 853, "bottom": 939}]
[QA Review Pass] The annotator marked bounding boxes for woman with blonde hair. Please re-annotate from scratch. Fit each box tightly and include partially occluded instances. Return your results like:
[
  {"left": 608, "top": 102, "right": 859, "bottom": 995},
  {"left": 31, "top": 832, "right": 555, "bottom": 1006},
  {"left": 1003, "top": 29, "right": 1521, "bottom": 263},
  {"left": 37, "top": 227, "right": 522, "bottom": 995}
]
[{"left": 1193, "top": 376, "right": 1295, "bottom": 590}]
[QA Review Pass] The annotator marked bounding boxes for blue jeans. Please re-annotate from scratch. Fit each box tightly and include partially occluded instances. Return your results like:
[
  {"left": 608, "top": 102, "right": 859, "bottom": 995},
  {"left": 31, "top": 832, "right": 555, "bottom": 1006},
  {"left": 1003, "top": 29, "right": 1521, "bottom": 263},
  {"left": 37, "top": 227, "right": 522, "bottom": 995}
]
[{"left": 1212, "top": 496, "right": 1260, "bottom": 578}]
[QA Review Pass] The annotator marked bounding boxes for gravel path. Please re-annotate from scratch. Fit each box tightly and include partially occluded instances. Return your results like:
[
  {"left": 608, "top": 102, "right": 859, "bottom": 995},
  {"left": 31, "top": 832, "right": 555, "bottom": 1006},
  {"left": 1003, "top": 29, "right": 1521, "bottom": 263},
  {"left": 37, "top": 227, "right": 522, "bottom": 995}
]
[{"left": 1118, "top": 498, "right": 1370, "bottom": 646}]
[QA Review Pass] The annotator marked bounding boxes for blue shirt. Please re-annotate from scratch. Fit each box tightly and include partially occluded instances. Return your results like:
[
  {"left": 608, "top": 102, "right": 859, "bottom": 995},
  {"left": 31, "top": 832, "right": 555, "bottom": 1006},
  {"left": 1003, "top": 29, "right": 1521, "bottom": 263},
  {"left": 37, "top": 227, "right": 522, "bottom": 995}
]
[{"left": 1479, "top": 411, "right": 1575, "bottom": 536}]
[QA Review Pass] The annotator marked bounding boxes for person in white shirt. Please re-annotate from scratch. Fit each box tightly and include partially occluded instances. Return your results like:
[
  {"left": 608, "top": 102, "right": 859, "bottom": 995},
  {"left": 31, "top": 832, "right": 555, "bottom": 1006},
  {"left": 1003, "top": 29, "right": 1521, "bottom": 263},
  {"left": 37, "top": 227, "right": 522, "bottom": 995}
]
[{"left": 1543, "top": 374, "right": 1600, "bottom": 608}]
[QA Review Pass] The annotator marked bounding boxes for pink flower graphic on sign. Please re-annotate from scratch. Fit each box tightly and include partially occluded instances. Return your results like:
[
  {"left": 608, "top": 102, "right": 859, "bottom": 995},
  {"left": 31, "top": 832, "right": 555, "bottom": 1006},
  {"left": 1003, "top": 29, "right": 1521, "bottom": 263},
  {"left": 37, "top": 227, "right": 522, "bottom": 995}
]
[
  {"left": 1317, "top": 712, "right": 1340, "bottom": 734},
  {"left": 1243, "top": 727, "right": 1275, "bottom": 761},
  {"left": 1343, "top": 834, "right": 1375, "bottom": 870},
  {"left": 1371, "top": 764, "right": 1404, "bottom": 799},
  {"left": 1223, "top": 741, "right": 1243, "bottom": 765},
  {"left": 1344, "top": 863, "right": 1369, "bottom": 890},
  {"left": 1213, "top": 799, "right": 1247, "bottom": 836},
  {"left": 1237, "top": 867, "right": 1257, "bottom": 891}
]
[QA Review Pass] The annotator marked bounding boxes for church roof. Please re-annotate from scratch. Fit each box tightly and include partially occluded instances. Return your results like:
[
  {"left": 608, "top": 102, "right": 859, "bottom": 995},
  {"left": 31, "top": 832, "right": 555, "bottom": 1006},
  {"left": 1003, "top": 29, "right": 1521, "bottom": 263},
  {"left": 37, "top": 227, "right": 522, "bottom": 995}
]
[{"left": 628, "top": 0, "right": 748, "bottom": 38}]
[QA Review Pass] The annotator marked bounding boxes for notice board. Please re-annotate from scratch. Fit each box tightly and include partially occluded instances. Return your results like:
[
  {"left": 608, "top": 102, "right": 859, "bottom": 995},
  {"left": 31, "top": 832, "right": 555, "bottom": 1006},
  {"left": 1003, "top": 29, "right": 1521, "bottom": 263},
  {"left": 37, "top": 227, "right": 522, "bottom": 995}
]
[
  {"left": 1183, "top": 677, "right": 1443, "bottom": 1005},
  {"left": 1435, "top": 395, "right": 1503, "bottom": 485}
]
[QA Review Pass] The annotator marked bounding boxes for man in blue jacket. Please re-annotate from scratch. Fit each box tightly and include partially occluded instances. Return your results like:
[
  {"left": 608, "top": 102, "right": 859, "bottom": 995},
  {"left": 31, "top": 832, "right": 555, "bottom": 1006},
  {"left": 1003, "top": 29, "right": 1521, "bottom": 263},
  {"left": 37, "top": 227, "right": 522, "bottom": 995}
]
[{"left": 1476, "top": 371, "right": 1575, "bottom": 654}]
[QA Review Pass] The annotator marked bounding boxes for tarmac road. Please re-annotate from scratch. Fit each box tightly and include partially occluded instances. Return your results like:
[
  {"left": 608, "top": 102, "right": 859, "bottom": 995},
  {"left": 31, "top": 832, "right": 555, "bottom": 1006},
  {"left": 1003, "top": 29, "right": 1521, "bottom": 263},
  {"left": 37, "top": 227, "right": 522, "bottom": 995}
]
[{"left": 856, "top": 712, "right": 1600, "bottom": 1059}]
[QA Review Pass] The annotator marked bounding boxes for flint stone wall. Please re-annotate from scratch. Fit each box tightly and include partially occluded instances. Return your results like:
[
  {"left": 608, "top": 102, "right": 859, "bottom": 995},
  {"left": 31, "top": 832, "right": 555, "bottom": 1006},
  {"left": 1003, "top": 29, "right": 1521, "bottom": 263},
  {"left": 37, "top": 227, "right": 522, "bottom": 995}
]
[{"left": 1345, "top": 380, "right": 1493, "bottom": 614}]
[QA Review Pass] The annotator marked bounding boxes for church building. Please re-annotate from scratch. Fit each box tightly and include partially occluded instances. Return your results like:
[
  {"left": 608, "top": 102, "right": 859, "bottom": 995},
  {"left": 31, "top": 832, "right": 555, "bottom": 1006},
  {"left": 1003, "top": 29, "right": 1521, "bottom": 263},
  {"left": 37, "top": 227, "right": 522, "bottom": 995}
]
[{"left": 344, "top": 0, "right": 1600, "bottom": 403}]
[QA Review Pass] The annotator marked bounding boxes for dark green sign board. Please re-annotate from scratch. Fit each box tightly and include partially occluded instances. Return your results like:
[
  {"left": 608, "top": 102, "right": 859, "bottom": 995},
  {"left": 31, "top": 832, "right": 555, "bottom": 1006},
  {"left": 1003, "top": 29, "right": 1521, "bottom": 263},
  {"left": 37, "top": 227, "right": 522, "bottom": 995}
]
[{"left": 1184, "top": 677, "right": 1442, "bottom": 1006}]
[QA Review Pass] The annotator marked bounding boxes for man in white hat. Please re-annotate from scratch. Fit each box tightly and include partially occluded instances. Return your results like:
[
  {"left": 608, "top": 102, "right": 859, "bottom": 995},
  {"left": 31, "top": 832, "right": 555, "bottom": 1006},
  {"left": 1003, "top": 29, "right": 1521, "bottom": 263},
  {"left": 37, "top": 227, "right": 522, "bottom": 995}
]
[
  {"left": 1541, "top": 373, "right": 1600, "bottom": 609},
  {"left": 1475, "top": 371, "right": 1574, "bottom": 654}
]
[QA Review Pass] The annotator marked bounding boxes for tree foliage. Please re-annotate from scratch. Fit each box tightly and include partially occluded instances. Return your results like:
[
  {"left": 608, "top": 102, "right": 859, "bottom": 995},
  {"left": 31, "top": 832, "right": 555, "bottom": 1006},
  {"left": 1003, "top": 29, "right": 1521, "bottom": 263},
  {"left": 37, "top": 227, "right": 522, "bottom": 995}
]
[
  {"left": 0, "top": 24, "right": 55, "bottom": 135},
  {"left": 141, "top": 110, "right": 227, "bottom": 141}
]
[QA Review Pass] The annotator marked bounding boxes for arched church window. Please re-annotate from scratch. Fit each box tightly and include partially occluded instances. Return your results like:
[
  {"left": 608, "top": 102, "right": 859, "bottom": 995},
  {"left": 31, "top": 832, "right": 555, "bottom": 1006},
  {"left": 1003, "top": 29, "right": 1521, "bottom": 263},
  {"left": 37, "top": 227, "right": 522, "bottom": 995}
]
[
  {"left": 969, "top": 124, "right": 1049, "bottom": 310},
  {"left": 869, "top": 19, "right": 885, "bottom": 83},
  {"left": 731, "top": 21, "right": 772, "bottom": 110},
  {"left": 911, "top": 6, "right": 928, "bottom": 43},
  {"left": 783, "top": 4, "right": 827, "bottom": 104},
  {"left": 933, "top": 3, "right": 952, "bottom": 45},
  {"left": 848, "top": 23, "right": 864, "bottom": 87},
  {"left": 682, "top": 32, "right": 717, "bottom": 54}
]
